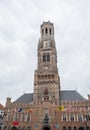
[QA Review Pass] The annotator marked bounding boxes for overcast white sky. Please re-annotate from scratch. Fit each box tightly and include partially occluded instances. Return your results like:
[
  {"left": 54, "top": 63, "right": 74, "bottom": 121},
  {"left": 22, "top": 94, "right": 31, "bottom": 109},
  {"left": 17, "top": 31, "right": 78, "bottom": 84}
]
[{"left": 0, "top": 0, "right": 90, "bottom": 106}]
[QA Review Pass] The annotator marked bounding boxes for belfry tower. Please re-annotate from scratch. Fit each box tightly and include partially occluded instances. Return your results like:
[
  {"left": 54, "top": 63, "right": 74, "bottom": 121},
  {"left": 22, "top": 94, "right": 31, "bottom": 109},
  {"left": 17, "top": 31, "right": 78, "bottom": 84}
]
[{"left": 33, "top": 21, "right": 60, "bottom": 105}]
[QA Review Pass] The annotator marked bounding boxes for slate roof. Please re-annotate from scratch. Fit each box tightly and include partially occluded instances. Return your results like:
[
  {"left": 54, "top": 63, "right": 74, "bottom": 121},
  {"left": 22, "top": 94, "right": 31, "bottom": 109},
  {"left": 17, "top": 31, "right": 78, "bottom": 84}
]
[
  {"left": 14, "top": 93, "right": 33, "bottom": 103},
  {"left": 60, "top": 90, "right": 86, "bottom": 101},
  {"left": 14, "top": 90, "right": 86, "bottom": 104}
]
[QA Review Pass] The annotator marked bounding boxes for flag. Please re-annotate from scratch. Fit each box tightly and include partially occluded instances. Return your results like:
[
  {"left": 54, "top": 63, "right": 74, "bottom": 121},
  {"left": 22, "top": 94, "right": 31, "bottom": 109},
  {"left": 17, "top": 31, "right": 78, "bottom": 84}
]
[
  {"left": 13, "top": 121, "right": 18, "bottom": 126},
  {"left": 55, "top": 123, "right": 59, "bottom": 128},
  {"left": 18, "top": 108, "right": 22, "bottom": 112},
  {"left": 34, "top": 123, "right": 38, "bottom": 128},
  {"left": 26, "top": 108, "right": 32, "bottom": 113},
  {"left": 58, "top": 105, "right": 64, "bottom": 111},
  {"left": 52, "top": 125, "right": 55, "bottom": 130}
]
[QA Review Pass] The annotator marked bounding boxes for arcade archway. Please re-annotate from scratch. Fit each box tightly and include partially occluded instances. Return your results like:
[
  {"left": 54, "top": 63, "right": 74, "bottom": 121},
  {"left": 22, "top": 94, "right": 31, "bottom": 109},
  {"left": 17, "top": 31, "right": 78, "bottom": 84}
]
[
  {"left": 79, "top": 127, "right": 84, "bottom": 130},
  {"left": 42, "top": 126, "right": 51, "bottom": 130},
  {"left": 11, "top": 126, "right": 17, "bottom": 130}
]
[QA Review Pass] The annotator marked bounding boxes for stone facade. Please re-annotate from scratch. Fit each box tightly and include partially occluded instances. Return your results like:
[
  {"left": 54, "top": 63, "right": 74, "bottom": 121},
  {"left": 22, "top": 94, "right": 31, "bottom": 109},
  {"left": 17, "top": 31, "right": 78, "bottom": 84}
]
[
  {"left": 3, "top": 21, "right": 90, "bottom": 130},
  {"left": 0, "top": 103, "right": 5, "bottom": 130}
]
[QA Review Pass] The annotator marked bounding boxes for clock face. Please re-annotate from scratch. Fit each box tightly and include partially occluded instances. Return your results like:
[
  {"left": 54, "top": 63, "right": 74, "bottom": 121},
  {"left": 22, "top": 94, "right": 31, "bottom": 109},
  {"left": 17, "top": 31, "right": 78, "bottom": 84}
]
[
  {"left": 44, "top": 66, "right": 48, "bottom": 70},
  {"left": 43, "top": 41, "right": 50, "bottom": 48}
]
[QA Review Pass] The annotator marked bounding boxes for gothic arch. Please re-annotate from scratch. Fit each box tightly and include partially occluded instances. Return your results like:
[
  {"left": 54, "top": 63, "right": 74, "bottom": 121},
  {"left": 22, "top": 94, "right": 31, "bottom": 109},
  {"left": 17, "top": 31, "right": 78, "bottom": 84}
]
[
  {"left": 42, "top": 125, "right": 51, "bottom": 130},
  {"left": 63, "top": 126, "right": 67, "bottom": 130},
  {"left": 27, "top": 126, "right": 31, "bottom": 130},
  {"left": 22, "top": 127, "right": 26, "bottom": 130},
  {"left": 11, "top": 126, "right": 17, "bottom": 130},
  {"left": 79, "top": 127, "right": 84, "bottom": 130},
  {"left": 73, "top": 126, "right": 77, "bottom": 130},
  {"left": 68, "top": 126, "right": 72, "bottom": 130},
  {"left": 2, "top": 126, "right": 7, "bottom": 130}
]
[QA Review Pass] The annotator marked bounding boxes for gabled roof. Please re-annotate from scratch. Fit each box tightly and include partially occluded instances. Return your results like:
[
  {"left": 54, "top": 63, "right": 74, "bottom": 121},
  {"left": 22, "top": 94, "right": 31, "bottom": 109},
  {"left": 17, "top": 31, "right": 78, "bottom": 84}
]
[
  {"left": 0, "top": 103, "right": 5, "bottom": 110},
  {"left": 60, "top": 90, "right": 86, "bottom": 101},
  {"left": 13, "top": 90, "right": 86, "bottom": 104}
]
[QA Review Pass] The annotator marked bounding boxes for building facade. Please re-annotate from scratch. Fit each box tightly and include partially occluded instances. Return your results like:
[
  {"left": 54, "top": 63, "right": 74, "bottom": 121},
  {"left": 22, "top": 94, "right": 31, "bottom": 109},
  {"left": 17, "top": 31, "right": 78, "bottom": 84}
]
[
  {"left": 0, "top": 103, "right": 5, "bottom": 130},
  {"left": 3, "top": 21, "right": 90, "bottom": 130}
]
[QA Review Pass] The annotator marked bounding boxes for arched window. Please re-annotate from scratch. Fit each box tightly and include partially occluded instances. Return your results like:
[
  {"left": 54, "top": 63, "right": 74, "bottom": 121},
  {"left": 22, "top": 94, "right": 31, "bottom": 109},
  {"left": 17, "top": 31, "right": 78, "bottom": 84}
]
[
  {"left": 18, "top": 127, "right": 21, "bottom": 130},
  {"left": 47, "top": 54, "right": 50, "bottom": 61},
  {"left": 13, "top": 113, "right": 18, "bottom": 121},
  {"left": 68, "top": 126, "right": 72, "bottom": 130},
  {"left": 22, "top": 127, "right": 26, "bottom": 130},
  {"left": 43, "top": 53, "right": 50, "bottom": 62},
  {"left": 44, "top": 88, "right": 48, "bottom": 95},
  {"left": 3, "top": 126, "right": 7, "bottom": 130},
  {"left": 63, "top": 126, "right": 67, "bottom": 130},
  {"left": 49, "top": 28, "right": 51, "bottom": 35},
  {"left": 70, "top": 114, "right": 74, "bottom": 121},
  {"left": 43, "top": 54, "right": 46, "bottom": 62},
  {"left": 7, "top": 126, "right": 10, "bottom": 130},
  {"left": 86, "top": 114, "right": 90, "bottom": 121},
  {"left": 45, "top": 28, "right": 48, "bottom": 34},
  {"left": 63, "top": 113, "right": 67, "bottom": 121},
  {"left": 27, "top": 126, "right": 31, "bottom": 130},
  {"left": 78, "top": 114, "right": 82, "bottom": 121},
  {"left": 79, "top": 126, "right": 84, "bottom": 130},
  {"left": 20, "top": 113, "right": 24, "bottom": 122},
  {"left": 6, "top": 114, "right": 11, "bottom": 121},
  {"left": 73, "top": 126, "right": 77, "bottom": 130},
  {"left": 24, "top": 113, "right": 30, "bottom": 122}
]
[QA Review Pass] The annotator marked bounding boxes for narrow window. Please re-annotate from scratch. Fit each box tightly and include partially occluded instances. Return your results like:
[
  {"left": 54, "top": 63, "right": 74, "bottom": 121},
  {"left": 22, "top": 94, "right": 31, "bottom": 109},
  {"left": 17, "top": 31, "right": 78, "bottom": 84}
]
[
  {"left": 49, "top": 29, "right": 51, "bottom": 34},
  {"left": 78, "top": 114, "right": 82, "bottom": 121},
  {"left": 47, "top": 54, "right": 50, "bottom": 61},
  {"left": 70, "top": 114, "right": 74, "bottom": 121},
  {"left": 45, "top": 28, "right": 48, "bottom": 34},
  {"left": 63, "top": 113, "right": 67, "bottom": 121},
  {"left": 43, "top": 53, "right": 50, "bottom": 62},
  {"left": 43, "top": 54, "right": 46, "bottom": 62}
]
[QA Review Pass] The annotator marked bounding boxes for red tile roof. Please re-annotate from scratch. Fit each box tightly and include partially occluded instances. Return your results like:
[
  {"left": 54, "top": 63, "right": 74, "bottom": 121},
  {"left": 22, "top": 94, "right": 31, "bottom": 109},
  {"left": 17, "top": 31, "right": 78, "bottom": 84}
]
[{"left": 0, "top": 103, "right": 5, "bottom": 110}]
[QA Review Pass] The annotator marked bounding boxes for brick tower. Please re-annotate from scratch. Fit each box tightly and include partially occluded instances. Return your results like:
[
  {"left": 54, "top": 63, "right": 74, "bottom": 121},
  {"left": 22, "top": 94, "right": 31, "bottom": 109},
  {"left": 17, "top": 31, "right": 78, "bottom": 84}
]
[{"left": 33, "top": 21, "right": 60, "bottom": 105}]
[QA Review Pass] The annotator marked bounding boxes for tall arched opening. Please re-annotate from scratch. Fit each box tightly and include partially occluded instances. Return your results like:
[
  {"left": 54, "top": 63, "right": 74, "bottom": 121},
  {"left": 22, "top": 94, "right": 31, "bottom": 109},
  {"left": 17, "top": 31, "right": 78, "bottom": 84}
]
[
  {"left": 42, "top": 125, "right": 51, "bottom": 130},
  {"left": 79, "top": 127, "right": 84, "bottom": 130},
  {"left": 11, "top": 126, "right": 17, "bottom": 130}
]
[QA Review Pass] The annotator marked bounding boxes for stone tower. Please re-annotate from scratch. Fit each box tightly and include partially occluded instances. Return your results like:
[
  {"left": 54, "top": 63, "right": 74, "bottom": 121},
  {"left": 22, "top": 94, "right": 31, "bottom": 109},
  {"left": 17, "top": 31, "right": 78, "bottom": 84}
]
[{"left": 33, "top": 21, "right": 60, "bottom": 105}]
